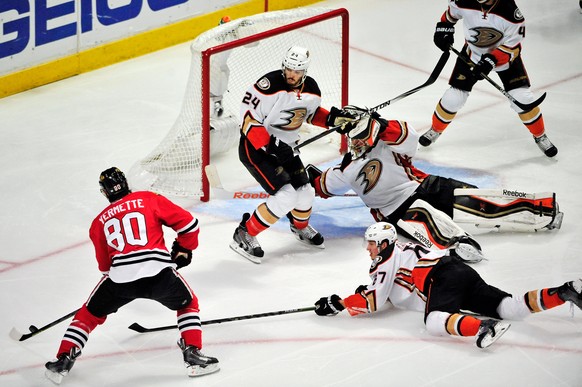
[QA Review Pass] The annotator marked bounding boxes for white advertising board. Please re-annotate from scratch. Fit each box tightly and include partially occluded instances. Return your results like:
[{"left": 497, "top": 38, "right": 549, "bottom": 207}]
[{"left": 0, "top": 0, "right": 243, "bottom": 76}]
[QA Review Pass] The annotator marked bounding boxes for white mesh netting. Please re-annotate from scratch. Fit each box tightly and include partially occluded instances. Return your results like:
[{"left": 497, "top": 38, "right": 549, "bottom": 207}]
[{"left": 128, "top": 7, "right": 347, "bottom": 199}]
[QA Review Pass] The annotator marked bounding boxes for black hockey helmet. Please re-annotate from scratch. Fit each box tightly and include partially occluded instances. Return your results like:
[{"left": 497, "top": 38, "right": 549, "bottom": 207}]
[{"left": 99, "top": 167, "right": 130, "bottom": 203}]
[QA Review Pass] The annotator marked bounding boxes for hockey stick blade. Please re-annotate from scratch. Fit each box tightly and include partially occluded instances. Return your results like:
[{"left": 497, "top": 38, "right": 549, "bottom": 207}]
[
  {"left": 9, "top": 309, "right": 79, "bottom": 342},
  {"left": 295, "top": 51, "right": 450, "bottom": 151},
  {"left": 128, "top": 306, "right": 317, "bottom": 333},
  {"left": 449, "top": 46, "right": 546, "bottom": 111}
]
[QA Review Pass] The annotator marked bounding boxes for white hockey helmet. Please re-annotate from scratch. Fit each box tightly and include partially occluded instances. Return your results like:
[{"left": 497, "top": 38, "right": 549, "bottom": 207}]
[
  {"left": 365, "top": 222, "right": 397, "bottom": 248},
  {"left": 282, "top": 46, "right": 310, "bottom": 83},
  {"left": 348, "top": 114, "right": 381, "bottom": 159}
]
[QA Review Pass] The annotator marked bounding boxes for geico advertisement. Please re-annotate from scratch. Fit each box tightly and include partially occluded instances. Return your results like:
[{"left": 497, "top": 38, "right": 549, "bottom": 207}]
[{"left": 0, "top": 0, "right": 241, "bottom": 75}]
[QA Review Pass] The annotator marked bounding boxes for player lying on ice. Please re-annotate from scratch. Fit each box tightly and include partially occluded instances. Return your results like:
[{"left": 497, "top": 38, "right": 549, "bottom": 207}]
[
  {"left": 307, "top": 106, "right": 563, "bottom": 263},
  {"left": 314, "top": 222, "right": 582, "bottom": 348}
]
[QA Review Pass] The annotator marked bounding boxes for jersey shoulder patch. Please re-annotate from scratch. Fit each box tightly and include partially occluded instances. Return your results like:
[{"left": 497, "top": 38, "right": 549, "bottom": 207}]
[{"left": 254, "top": 70, "right": 286, "bottom": 95}]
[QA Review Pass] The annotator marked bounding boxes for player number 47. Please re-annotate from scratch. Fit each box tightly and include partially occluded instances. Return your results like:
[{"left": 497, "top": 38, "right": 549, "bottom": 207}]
[{"left": 242, "top": 92, "right": 260, "bottom": 109}]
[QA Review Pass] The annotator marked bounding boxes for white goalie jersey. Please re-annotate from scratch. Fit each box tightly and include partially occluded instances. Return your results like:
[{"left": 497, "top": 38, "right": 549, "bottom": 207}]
[{"left": 319, "top": 120, "right": 427, "bottom": 217}]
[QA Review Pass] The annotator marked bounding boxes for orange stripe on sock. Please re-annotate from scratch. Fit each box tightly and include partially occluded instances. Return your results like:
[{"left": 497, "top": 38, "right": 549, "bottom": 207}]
[{"left": 445, "top": 313, "right": 481, "bottom": 336}]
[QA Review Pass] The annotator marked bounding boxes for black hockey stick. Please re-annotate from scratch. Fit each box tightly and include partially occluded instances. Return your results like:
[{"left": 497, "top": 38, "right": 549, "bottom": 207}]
[
  {"left": 9, "top": 308, "right": 79, "bottom": 342},
  {"left": 128, "top": 306, "right": 316, "bottom": 333},
  {"left": 449, "top": 45, "right": 546, "bottom": 111},
  {"left": 294, "top": 50, "right": 451, "bottom": 151}
]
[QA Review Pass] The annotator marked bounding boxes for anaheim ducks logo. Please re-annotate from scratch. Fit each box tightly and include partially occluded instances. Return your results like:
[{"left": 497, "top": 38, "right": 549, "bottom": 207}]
[
  {"left": 274, "top": 108, "right": 307, "bottom": 131},
  {"left": 468, "top": 27, "right": 504, "bottom": 48},
  {"left": 356, "top": 159, "right": 382, "bottom": 195}
]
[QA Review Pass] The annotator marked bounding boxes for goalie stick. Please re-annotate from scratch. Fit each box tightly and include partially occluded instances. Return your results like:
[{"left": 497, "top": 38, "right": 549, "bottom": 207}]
[
  {"left": 9, "top": 309, "right": 79, "bottom": 342},
  {"left": 295, "top": 50, "right": 451, "bottom": 151},
  {"left": 449, "top": 45, "right": 546, "bottom": 111},
  {"left": 128, "top": 306, "right": 316, "bottom": 333},
  {"left": 204, "top": 164, "right": 357, "bottom": 199}
]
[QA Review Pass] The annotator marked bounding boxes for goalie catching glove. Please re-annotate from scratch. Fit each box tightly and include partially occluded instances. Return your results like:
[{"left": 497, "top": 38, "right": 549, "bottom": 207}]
[
  {"left": 326, "top": 106, "right": 359, "bottom": 134},
  {"left": 171, "top": 240, "right": 192, "bottom": 269}
]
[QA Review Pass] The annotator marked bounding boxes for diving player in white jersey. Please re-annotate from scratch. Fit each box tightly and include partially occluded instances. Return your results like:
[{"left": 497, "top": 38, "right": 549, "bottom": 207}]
[
  {"left": 314, "top": 222, "right": 582, "bottom": 349},
  {"left": 420, "top": 0, "right": 558, "bottom": 158},
  {"left": 230, "top": 46, "right": 357, "bottom": 263},
  {"left": 308, "top": 108, "right": 563, "bottom": 263}
]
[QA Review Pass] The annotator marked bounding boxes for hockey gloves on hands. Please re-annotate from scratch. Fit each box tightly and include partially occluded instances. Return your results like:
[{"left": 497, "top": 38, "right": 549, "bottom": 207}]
[
  {"left": 266, "top": 135, "right": 294, "bottom": 163},
  {"left": 306, "top": 164, "right": 331, "bottom": 199},
  {"left": 472, "top": 54, "right": 497, "bottom": 80},
  {"left": 326, "top": 106, "right": 358, "bottom": 134},
  {"left": 314, "top": 294, "right": 345, "bottom": 316},
  {"left": 433, "top": 21, "right": 455, "bottom": 52},
  {"left": 171, "top": 240, "right": 192, "bottom": 269}
]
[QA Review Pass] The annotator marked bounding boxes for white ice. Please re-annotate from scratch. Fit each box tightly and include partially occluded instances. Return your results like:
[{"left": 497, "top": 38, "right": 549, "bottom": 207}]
[{"left": 1, "top": 0, "right": 581, "bottom": 386}]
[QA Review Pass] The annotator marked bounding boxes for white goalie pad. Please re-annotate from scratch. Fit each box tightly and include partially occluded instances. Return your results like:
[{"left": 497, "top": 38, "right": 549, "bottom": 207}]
[
  {"left": 453, "top": 188, "right": 563, "bottom": 232},
  {"left": 397, "top": 199, "right": 485, "bottom": 263},
  {"left": 397, "top": 199, "right": 467, "bottom": 250}
]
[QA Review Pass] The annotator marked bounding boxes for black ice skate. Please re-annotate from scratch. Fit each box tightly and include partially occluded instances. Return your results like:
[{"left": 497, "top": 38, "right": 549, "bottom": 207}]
[
  {"left": 476, "top": 319, "right": 511, "bottom": 349},
  {"left": 557, "top": 279, "right": 582, "bottom": 309},
  {"left": 178, "top": 339, "right": 219, "bottom": 377},
  {"left": 287, "top": 213, "right": 324, "bottom": 248},
  {"left": 229, "top": 213, "right": 264, "bottom": 264},
  {"left": 45, "top": 347, "right": 80, "bottom": 385},
  {"left": 534, "top": 134, "right": 558, "bottom": 158},
  {"left": 448, "top": 235, "right": 485, "bottom": 263},
  {"left": 419, "top": 127, "right": 441, "bottom": 147}
]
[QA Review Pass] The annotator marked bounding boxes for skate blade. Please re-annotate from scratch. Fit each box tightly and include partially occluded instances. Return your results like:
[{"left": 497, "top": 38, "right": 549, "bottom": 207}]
[
  {"left": 476, "top": 322, "right": 511, "bottom": 349},
  {"left": 186, "top": 363, "right": 220, "bottom": 377},
  {"left": 45, "top": 369, "right": 65, "bottom": 385},
  {"left": 229, "top": 241, "right": 261, "bottom": 264}
]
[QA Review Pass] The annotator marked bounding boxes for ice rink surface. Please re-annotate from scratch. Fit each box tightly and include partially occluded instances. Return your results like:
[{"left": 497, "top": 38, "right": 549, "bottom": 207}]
[{"left": 1, "top": 0, "right": 581, "bottom": 386}]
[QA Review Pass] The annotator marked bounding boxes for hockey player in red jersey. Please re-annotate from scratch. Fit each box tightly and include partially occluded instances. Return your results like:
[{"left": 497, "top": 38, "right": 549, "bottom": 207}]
[
  {"left": 309, "top": 108, "right": 563, "bottom": 263},
  {"left": 230, "top": 45, "right": 357, "bottom": 263},
  {"left": 314, "top": 222, "right": 582, "bottom": 349},
  {"left": 420, "top": 0, "right": 558, "bottom": 157},
  {"left": 45, "top": 167, "right": 218, "bottom": 384}
]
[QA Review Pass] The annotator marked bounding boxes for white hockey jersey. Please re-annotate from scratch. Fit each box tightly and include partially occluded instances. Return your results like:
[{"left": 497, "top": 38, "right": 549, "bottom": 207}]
[
  {"left": 239, "top": 70, "right": 326, "bottom": 149},
  {"left": 354, "top": 242, "right": 448, "bottom": 313},
  {"left": 444, "top": 0, "right": 525, "bottom": 69},
  {"left": 319, "top": 120, "right": 427, "bottom": 217}
]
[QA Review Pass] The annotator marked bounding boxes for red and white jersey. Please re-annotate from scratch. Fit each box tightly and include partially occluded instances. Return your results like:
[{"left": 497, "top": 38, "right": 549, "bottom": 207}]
[
  {"left": 319, "top": 120, "right": 428, "bottom": 217},
  {"left": 444, "top": 0, "right": 525, "bottom": 69},
  {"left": 361, "top": 242, "right": 447, "bottom": 313},
  {"left": 239, "top": 70, "right": 329, "bottom": 150},
  {"left": 89, "top": 191, "right": 199, "bottom": 283}
]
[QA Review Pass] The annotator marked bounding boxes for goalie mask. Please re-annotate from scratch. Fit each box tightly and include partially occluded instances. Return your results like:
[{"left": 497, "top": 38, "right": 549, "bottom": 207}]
[
  {"left": 364, "top": 222, "right": 397, "bottom": 251},
  {"left": 348, "top": 115, "right": 381, "bottom": 159},
  {"left": 99, "top": 167, "right": 130, "bottom": 203},
  {"left": 282, "top": 46, "right": 310, "bottom": 85}
]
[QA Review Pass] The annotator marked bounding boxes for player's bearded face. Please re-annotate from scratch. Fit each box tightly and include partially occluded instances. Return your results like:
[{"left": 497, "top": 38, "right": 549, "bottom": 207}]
[{"left": 284, "top": 68, "right": 304, "bottom": 87}]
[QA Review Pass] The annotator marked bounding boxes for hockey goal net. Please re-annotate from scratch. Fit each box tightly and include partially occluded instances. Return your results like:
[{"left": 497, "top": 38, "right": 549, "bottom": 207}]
[{"left": 128, "top": 7, "right": 349, "bottom": 201}]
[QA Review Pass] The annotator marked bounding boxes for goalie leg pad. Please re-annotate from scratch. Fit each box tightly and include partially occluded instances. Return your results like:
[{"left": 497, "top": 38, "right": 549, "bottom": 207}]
[{"left": 453, "top": 189, "right": 563, "bottom": 232}]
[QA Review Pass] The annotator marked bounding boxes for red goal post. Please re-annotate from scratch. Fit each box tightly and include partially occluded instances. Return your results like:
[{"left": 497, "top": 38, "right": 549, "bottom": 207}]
[{"left": 129, "top": 7, "right": 349, "bottom": 201}]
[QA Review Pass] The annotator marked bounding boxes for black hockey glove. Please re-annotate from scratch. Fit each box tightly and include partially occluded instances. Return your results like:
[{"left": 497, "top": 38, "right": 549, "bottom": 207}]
[
  {"left": 326, "top": 106, "right": 358, "bottom": 133},
  {"left": 314, "top": 294, "right": 345, "bottom": 316},
  {"left": 433, "top": 21, "right": 455, "bottom": 52},
  {"left": 266, "top": 136, "right": 294, "bottom": 163},
  {"left": 171, "top": 240, "right": 192, "bottom": 269},
  {"left": 354, "top": 284, "right": 368, "bottom": 294},
  {"left": 472, "top": 53, "right": 497, "bottom": 80}
]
